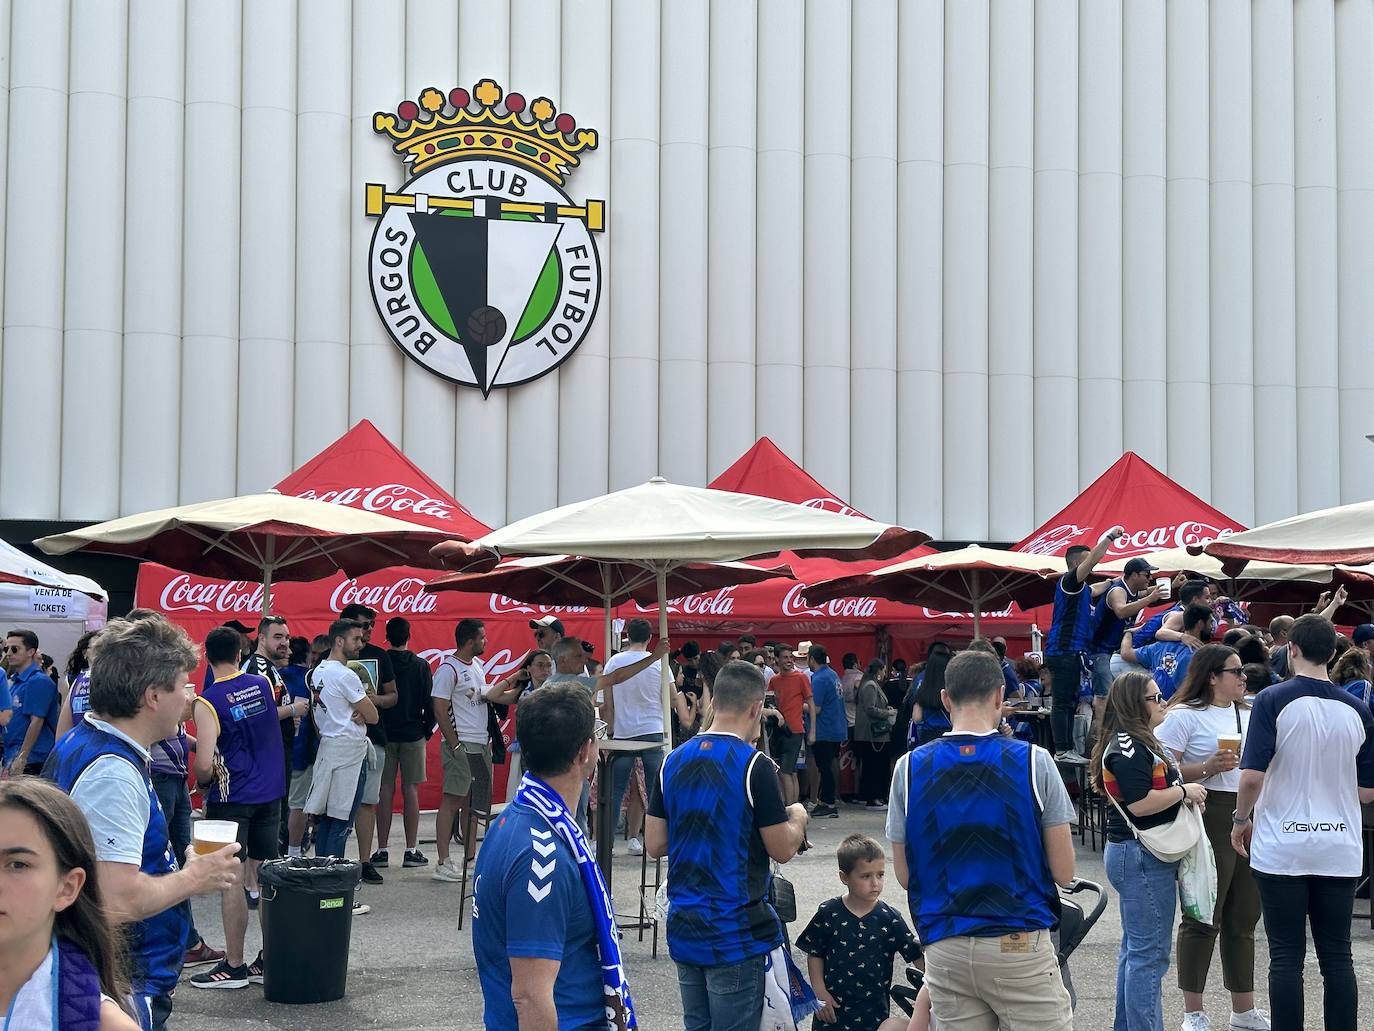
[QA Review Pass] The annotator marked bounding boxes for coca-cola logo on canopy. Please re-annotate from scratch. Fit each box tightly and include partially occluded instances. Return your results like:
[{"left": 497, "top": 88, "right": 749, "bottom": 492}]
[
  {"left": 295, "top": 484, "right": 456, "bottom": 521},
  {"left": 489, "top": 595, "right": 593, "bottom": 617},
  {"left": 783, "top": 583, "right": 877, "bottom": 620},
  {"left": 1020, "top": 522, "right": 1235, "bottom": 558},
  {"left": 800, "top": 496, "right": 867, "bottom": 519},
  {"left": 160, "top": 575, "right": 266, "bottom": 615},
  {"left": 632, "top": 586, "right": 738, "bottom": 617},
  {"left": 416, "top": 646, "right": 528, "bottom": 679},
  {"left": 330, "top": 577, "right": 438, "bottom": 615}
]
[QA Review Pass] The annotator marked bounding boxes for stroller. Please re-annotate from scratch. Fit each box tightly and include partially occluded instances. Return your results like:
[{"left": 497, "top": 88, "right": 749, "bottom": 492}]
[{"left": 890, "top": 878, "right": 1108, "bottom": 1019}]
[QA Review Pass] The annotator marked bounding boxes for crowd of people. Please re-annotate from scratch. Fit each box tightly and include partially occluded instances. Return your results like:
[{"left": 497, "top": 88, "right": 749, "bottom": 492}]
[{"left": 0, "top": 543, "right": 1370, "bottom": 1030}]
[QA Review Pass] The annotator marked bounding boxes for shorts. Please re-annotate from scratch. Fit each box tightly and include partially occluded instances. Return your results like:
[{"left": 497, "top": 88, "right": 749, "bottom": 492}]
[
  {"left": 1088, "top": 652, "right": 1114, "bottom": 698},
  {"left": 287, "top": 766, "right": 314, "bottom": 810},
  {"left": 441, "top": 741, "right": 491, "bottom": 798},
  {"left": 204, "top": 800, "right": 281, "bottom": 862},
  {"left": 770, "top": 729, "right": 803, "bottom": 772},
  {"left": 361, "top": 742, "right": 385, "bottom": 806},
  {"left": 383, "top": 738, "right": 427, "bottom": 787}
]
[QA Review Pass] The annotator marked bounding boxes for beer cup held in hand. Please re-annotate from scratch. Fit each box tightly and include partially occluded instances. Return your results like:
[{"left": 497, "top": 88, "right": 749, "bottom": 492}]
[
  {"left": 192, "top": 819, "right": 238, "bottom": 856},
  {"left": 1216, "top": 734, "right": 1242, "bottom": 754}
]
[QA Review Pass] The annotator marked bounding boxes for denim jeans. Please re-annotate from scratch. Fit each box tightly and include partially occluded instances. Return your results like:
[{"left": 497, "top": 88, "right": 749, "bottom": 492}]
[
  {"left": 1105, "top": 838, "right": 1179, "bottom": 1031},
  {"left": 1254, "top": 871, "right": 1359, "bottom": 1031},
  {"left": 315, "top": 760, "right": 368, "bottom": 859},
  {"left": 608, "top": 733, "right": 665, "bottom": 833},
  {"left": 150, "top": 770, "right": 200, "bottom": 945},
  {"left": 676, "top": 953, "right": 767, "bottom": 1031}
]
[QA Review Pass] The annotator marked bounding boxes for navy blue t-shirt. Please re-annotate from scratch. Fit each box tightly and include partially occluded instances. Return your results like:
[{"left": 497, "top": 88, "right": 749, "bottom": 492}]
[{"left": 472, "top": 800, "right": 609, "bottom": 1031}]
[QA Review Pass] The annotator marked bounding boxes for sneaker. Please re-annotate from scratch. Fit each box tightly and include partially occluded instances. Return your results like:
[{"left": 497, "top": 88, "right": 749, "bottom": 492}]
[
  {"left": 1181, "top": 1013, "right": 1213, "bottom": 1031},
  {"left": 360, "top": 861, "right": 384, "bottom": 885},
  {"left": 190, "top": 960, "right": 250, "bottom": 990},
  {"left": 182, "top": 940, "right": 225, "bottom": 968},
  {"left": 403, "top": 849, "right": 429, "bottom": 868},
  {"left": 247, "top": 951, "right": 265, "bottom": 985},
  {"left": 865, "top": 801, "right": 888, "bottom": 811},
  {"left": 811, "top": 804, "right": 840, "bottom": 819},
  {"left": 244, "top": 889, "right": 260, "bottom": 911},
  {"left": 627, "top": 837, "right": 644, "bottom": 856},
  {"left": 352, "top": 900, "right": 370, "bottom": 916},
  {"left": 432, "top": 859, "right": 464, "bottom": 882},
  {"left": 369, "top": 849, "right": 389, "bottom": 868},
  {"left": 1229, "top": 1010, "right": 1269, "bottom": 1031},
  {"left": 1055, "top": 750, "right": 1091, "bottom": 766}
]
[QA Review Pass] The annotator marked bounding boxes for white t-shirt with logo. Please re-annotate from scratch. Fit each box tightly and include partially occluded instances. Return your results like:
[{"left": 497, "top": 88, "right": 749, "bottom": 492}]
[
  {"left": 432, "top": 655, "right": 491, "bottom": 745},
  {"left": 603, "top": 649, "right": 663, "bottom": 739},
  {"left": 1156, "top": 702, "right": 1251, "bottom": 792},
  {"left": 1241, "top": 676, "right": 1374, "bottom": 877},
  {"left": 311, "top": 660, "right": 367, "bottom": 740}
]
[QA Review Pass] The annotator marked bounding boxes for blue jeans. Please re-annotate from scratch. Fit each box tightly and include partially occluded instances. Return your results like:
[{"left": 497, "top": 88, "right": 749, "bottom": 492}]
[
  {"left": 1106, "top": 839, "right": 1179, "bottom": 1031},
  {"left": 150, "top": 770, "right": 200, "bottom": 946},
  {"left": 608, "top": 734, "right": 665, "bottom": 834},
  {"left": 315, "top": 760, "right": 368, "bottom": 859},
  {"left": 676, "top": 953, "right": 767, "bottom": 1031}
]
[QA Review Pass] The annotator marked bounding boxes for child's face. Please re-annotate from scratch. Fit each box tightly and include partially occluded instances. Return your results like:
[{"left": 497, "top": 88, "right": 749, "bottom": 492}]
[
  {"left": 0, "top": 807, "right": 83, "bottom": 951},
  {"left": 840, "top": 857, "right": 886, "bottom": 902}
]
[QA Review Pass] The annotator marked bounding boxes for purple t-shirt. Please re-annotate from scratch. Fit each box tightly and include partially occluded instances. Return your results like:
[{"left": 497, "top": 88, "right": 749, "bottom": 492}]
[{"left": 200, "top": 672, "right": 286, "bottom": 804}]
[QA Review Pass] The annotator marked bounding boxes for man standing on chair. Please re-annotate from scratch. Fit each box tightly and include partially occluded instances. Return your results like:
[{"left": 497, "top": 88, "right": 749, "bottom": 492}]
[{"left": 430, "top": 619, "right": 526, "bottom": 884}]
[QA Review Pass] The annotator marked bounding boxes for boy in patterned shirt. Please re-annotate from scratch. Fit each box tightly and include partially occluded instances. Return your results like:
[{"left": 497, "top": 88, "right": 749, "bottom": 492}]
[{"left": 798, "top": 834, "right": 922, "bottom": 1031}]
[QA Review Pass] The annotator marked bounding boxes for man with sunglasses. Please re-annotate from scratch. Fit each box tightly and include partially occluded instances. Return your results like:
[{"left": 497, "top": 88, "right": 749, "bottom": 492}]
[
  {"left": 338, "top": 603, "right": 397, "bottom": 888},
  {"left": 4, "top": 628, "right": 59, "bottom": 774}
]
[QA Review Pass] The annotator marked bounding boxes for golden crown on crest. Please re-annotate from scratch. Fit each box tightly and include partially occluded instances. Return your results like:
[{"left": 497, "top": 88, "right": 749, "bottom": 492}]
[{"left": 373, "top": 79, "right": 599, "bottom": 184}]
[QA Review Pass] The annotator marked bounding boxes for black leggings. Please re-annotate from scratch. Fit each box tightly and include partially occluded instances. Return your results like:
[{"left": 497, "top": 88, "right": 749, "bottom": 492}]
[
  {"left": 811, "top": 741, "right": 839, "bottom": 805},
  {"left": 857, "top": 744, "right": 891, "bottom": 803},
  {"left": 1254, "top": 871, "right": 1359, "bottom": 1031},
  {"left": 1045, "top": 653, "right": 1082, "bottom": 752}
]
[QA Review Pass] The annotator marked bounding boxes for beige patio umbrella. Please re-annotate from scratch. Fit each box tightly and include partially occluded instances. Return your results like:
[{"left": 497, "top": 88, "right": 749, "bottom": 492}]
[
  {"left": 1098, "top": 546, "right": 1340, "bottom": 600},
  {"left": 424, "top": 553, "right": 794, "bottom": 661},
  {"left": 431, "top": 476, "right": 928, "bottom": 731},
  {"left": 1205, "top": 499, "right": 1374, "bottom": 570},
  {"left": 802, "top": 544, "right": 1064, "bottom": 638},
  {"left": 36, "top": 491, "right": 458, "bottom": 615}
]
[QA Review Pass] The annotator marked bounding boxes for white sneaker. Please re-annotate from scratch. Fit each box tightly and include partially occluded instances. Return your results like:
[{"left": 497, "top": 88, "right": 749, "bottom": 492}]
[
  {"left": 431, "top": 859, "right": 464, "bottom": 882},
  {"left": 1229, "top": 1009, "right": 1269, "bottom": 1031},
  {"left": 627, "top": 837, "right": 644, "bottom": 855},
  {"left": 1181, "top": 1013, "right": 1212, "bottom": 1031},
  {"left": 352, "top": 900, "right": 370, "bottom": 916},
  {"left": 1055, "top": 750, "right": 1091, "bottom": 765}
]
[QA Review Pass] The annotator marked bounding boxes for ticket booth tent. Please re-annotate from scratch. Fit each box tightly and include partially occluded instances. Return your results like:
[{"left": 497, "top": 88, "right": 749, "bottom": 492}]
[{"left": 0, "top": 538, "right": 107, "bottom": 670}]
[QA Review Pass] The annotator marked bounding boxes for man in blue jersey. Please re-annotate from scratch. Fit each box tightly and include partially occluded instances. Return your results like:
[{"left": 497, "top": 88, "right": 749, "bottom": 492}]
[
  {"left": 1122, "top": 603, "right": 1214, "bottom": 701},
  {"left": 1130, "top": 578, "right": 1209, "bottom": 652},
  {"left": 191, "top": 626, "right": 309, "bottom": 989},
  {"left": 5, "top": 628, "right": 60, "bottom": 774},
  {"left": 474, "top": 680, "right": 631, "bottom": 1030},
  {"left": 1044, "top": 526, "right": 1123, "bottom": 764},
  {"left": 46, "top": 614, "right": 241, "bottom": 1030},
  {"left": 1090, "top": 559, "right": 1162, "bottom": 697},
  {"left": 645, "top": 660, "right": 809, "bottom": 1031},
  {"left": 888, "top": 651, "right": 1077, "bottom": 1030}
]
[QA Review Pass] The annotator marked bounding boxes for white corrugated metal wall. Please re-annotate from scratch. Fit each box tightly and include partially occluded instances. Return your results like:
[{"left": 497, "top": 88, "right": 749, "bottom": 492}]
[{"left": 1, "top": 0, "right": 1372, "bottom": 540}]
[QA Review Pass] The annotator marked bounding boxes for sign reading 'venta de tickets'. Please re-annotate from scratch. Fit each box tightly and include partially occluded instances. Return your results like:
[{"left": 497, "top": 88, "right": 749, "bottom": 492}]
[{"left": 366, "top": 80, "right": 604, "bottom": 396}]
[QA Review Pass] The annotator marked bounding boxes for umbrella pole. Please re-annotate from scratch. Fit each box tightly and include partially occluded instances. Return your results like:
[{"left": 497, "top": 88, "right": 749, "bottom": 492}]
[
  {"left": 262, "top": 538, "right": 275, "bottom": 617},
  {"left": 656, "top": 564, "right": 672, "bottom": 743},
  {"left": 971, "top": 569, "right": 981, "bottom": 639},
  {"left": 602, "top": 566, "right": 615, "bottom": 662}
]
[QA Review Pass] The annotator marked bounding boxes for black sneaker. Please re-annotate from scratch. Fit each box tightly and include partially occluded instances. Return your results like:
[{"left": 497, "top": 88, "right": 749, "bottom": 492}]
[
  {"left": 190, "top": 959, "right": 250, "bottom": 990},
  {"left": 402, "top": 849, "right": 429, "bottom": 868},
  {"left": 369, "top": 849, "right": 389, "bottom": 868},
  {"left": 244, "top": 889, "right": 260, "bottom": 911},
  {"left": 360, "top": 861, "right": 384, "bottom": 885},
  {"left": 811, "top": 804, "right": 839, "bottom": 819},
  {"left": 247, "top": 951, "right": 265, "bottom": 985}
]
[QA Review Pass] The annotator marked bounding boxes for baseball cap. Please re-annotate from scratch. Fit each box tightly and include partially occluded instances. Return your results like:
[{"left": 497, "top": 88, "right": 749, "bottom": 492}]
[
  {"left": 1353, "top": 624, "right": 1374, "bottom": 646},
  {"left": 1123, "top": 557, "right": 1158, "bottom": 577},
  {"left": 529, "top": 615, "right": 565, "bottom": 634},
  {"left": 221, "top": 619, "right": 253, "bottom": 635}
]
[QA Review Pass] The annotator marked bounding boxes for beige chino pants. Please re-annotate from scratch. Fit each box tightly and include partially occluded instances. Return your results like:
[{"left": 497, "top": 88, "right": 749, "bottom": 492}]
[{"left": 925, "top": 928, "right": 1073, "bottom": 1031}]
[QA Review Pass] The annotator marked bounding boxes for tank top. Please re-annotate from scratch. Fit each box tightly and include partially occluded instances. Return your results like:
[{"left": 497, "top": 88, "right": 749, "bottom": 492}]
[
  {"left": 200, "top": 672, "right": 287, "bottom": 804},
  {"left": 1047, "top": 570, "right": 1095, "bottom": 657}
]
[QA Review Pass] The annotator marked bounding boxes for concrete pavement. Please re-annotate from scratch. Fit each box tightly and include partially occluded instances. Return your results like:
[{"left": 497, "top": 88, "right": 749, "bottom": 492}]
[{"left": 174, "top": 806, "right": 1374, "bottom": 1029}]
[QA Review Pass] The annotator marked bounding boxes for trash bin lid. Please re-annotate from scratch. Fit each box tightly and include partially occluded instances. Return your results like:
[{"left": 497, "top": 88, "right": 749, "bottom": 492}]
[{"left": 259, "top": 857, "right": 362, "bottom": 892}]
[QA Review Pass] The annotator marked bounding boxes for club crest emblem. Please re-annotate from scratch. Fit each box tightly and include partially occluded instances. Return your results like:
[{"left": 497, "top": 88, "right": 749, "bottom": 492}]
[{"left": 366, "top": 80, "right": 604, "bottom": 395}]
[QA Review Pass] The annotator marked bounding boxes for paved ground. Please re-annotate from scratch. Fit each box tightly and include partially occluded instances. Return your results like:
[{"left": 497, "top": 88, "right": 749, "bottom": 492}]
[{"left": 174, "top": 806, "right": 1374, "bottom": 1029}]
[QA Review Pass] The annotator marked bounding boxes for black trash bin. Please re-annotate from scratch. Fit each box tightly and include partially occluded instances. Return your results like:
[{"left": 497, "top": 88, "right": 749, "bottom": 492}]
[{"left": 259, "top": 857, "right": 361, "bottom": 1004}]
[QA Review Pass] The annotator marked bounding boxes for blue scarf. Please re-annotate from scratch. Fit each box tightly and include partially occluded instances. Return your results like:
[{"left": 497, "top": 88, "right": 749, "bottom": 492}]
[{"left": 514, "top": 773, "right": 636, "bottom": 1030}]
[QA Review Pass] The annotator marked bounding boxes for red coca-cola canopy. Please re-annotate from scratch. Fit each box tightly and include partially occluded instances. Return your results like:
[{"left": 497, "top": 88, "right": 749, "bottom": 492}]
[
  {"left": 1015, "top": 452, "right": 1245, "bottom": 559},
  {"left": 276, "top": 419, "right": 491, "bottom": 539}
]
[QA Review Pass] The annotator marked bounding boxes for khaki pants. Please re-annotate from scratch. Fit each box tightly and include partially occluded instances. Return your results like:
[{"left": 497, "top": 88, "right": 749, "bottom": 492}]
[
  {"left": 925, "top": 929, "right": 1073, "bottom": 1031},
  {"left": 1176, "top": 790, "right": 1260, "bottom": 993}
]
